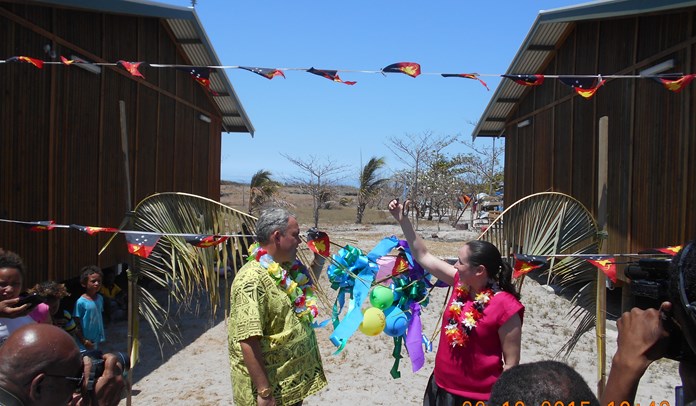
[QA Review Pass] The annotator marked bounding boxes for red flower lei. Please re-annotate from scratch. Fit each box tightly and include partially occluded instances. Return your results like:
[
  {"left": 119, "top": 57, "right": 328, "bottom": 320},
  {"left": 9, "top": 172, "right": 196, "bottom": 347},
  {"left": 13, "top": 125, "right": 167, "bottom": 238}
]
[{"left": 444, "top": 284, "right": 496, "bottom": 347}]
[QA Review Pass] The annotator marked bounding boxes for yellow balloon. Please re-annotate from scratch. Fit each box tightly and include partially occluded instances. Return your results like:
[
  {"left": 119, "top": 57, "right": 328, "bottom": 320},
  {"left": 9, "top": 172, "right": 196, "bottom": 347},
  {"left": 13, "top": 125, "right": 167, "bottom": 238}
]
[{"left": 359, "top": 307, "right": 386, "bottom": 336}]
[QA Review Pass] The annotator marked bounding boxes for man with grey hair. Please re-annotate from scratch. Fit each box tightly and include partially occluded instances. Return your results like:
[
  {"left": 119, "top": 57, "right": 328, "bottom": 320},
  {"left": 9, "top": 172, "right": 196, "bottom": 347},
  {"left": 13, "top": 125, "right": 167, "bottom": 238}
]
[{"left": 228, "top": 207, "right": 327, "bottom": 406}]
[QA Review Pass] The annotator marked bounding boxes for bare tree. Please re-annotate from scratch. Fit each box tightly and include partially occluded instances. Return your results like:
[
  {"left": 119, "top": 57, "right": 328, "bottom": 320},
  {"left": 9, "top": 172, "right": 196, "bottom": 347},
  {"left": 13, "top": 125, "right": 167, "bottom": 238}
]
[
  {"left": 460, "top": 138, "right": 504, "bottom": 195},
  {"left": 387, "top": 131, "right": 457, "bottom": 228},
  {"left": 281, "top": 154, "right": 349, "bottom": 227}
]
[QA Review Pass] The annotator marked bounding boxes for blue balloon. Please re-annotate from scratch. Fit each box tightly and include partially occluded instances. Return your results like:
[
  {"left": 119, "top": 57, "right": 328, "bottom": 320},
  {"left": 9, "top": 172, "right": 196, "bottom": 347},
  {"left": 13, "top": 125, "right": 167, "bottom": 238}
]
[{"left": 383, "top": 306, "right": 410, "bottom": 337}]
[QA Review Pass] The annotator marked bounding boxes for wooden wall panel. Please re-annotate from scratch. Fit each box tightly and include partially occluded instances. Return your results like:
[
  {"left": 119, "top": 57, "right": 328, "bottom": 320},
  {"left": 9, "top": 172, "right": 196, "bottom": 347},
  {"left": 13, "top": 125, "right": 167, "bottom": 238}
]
[
  {"left": 533, "top": 109, "right": 553, "bottom": 192},
  {"left": 157, "top": 95, "right": 176, "bottom": 192},
  {"left": 553, "top": 100, "right": 573, "bottom": 194},
  {"left": 1, "top": 2, "right": 232, "bottom": 285}
]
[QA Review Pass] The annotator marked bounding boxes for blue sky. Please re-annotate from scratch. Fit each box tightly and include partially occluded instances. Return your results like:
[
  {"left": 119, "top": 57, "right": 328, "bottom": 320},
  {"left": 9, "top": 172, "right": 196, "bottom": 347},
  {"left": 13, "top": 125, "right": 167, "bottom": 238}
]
[{"left": 161, "top": 0, "right": 582, "bottom": 184}]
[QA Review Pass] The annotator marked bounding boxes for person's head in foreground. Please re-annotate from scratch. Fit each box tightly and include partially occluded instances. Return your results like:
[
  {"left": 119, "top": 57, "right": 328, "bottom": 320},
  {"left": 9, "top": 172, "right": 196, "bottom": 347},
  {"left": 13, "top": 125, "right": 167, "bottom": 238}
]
[
  {"left": 488, "top": 360, "right": 599, "bottom": 406},
  {"left": 0, "top": 323, "right": 82, "bottom": 406},
  {"left": 255, "top": 207, "right": 301, "bottom": 264}
]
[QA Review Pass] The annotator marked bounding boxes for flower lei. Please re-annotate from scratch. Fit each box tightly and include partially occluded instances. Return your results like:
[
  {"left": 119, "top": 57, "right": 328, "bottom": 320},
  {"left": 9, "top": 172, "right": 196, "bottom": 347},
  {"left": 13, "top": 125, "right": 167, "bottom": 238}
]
[
  {"left": 248, "top": 243, "right": 319, "bottom": 323},
  {"left": 444, "top": 283, "right": 496, "bottom": 347}
]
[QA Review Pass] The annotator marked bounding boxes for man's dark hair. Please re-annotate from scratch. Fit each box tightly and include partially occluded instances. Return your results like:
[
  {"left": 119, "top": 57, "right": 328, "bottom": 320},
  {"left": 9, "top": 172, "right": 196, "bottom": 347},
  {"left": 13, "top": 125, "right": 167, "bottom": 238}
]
[{"left": 488, "top": 360, "right": 599, "bottom": 406}]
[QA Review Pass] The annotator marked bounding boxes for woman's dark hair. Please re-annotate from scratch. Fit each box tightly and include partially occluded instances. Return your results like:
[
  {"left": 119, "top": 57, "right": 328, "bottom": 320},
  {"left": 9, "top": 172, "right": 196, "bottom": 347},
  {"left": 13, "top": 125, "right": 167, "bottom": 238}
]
[{"left": 465, "top": 240, "right": 519, "bottom": 299}]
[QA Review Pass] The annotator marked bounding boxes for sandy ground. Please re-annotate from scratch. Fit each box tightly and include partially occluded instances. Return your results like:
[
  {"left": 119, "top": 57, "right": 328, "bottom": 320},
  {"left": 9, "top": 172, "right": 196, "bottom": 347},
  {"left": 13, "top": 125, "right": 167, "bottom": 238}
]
[{"left": 103, "top": 223, "right": 683, "bottom": 405}]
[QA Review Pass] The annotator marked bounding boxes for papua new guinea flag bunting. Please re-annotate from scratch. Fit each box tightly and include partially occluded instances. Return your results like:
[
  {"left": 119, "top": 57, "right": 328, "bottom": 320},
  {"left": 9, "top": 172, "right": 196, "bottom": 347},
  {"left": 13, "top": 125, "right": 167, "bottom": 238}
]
[
  {"left": 116, "top": 61, "right": 147, "bottom": 78},
  {"left": 239, "top": 66, "right": 286, "bottom": 80},
  {"left": 441, "top": 73, "right": 489, "bottom": 90},
  {"left": 306, "top": 68, "right": 356, "bottom": 85},
  {"left": 656, "top": 74, "right": 696, "bottom": 93},
  {"left": 125, "top": 232, "right": 161, "bottom": 258},
  {"left": 559, "top": 76, "right": 606, "bottom": 99},
  {"left": 306, "top": 231, "right": 330, "bottom": 257},
  {"left": 502, "top": 74, "right": 544, "bottom": 86},
  {"left": 184, "top": 235, "right": 229, "bottom": 248},
  {"left": 512, "top": 254, "right": 549, "bottom": 278},
  {"left": 20, "top": 220, "right": 56, "bottom": 232},
  {"left": 381, "top": 62, "right": 421, "bottom": 78},
  {"left": 177, "top": 67, "right": 218, "bottom": 95},
  {"left": 586, "top": 256, "right": 617, "bottom": 283},
  {"left": 70, "top": 224, "right": 120, "bottom": 235},
  {"left": 655, "top": 245, "right": 683, "bottom": 256},
  {"left": 7, "top": 56, "right": 44, "bottom": 69}
]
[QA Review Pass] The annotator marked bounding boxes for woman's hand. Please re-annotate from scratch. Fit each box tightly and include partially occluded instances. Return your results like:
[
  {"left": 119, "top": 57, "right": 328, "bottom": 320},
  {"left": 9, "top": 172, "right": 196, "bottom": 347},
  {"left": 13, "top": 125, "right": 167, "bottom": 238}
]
[{"left": 388, "top": 199, "right": 408, "bottom": 222}]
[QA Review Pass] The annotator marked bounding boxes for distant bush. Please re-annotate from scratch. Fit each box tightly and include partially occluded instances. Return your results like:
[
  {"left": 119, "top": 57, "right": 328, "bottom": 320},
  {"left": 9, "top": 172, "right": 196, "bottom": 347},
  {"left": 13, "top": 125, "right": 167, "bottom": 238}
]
[{"left": 339, "top": 197, "right": 352, "bottom": 206}]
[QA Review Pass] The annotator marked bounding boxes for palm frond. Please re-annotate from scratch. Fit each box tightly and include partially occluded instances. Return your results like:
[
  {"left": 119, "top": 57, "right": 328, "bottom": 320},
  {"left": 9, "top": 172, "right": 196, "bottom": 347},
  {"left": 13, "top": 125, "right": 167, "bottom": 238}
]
[
  {"left": 477, "top": 192, "right": 600, "bottom": 358},
  {"left": 129, "top": 192, "right": 257, "bottom": 348}
]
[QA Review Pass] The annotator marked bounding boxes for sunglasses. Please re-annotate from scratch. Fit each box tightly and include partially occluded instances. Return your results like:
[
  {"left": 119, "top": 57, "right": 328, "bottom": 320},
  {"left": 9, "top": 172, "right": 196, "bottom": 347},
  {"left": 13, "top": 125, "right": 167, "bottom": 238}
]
[{"left": 44, "top": 371, "right": 84, "bottom": 391}]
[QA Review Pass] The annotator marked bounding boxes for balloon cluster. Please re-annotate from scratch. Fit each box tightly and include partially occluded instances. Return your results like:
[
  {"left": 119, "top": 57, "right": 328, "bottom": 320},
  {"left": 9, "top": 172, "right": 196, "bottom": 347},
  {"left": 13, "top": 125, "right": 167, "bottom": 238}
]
[{"left": 358, "top": 253, "right": 429, "bottom": 337}]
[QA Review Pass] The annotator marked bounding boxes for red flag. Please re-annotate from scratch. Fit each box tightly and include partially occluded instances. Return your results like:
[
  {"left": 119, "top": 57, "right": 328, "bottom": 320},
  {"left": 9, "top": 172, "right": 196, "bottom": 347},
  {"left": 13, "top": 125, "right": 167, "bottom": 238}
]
[
  {"left": 20, "top": 220, "right": 56, "bottom": 232},
  {"left": 441, "top": 73, "right": 489, "bottom": 90},
  {"left": 382, "top": 62, "right": 421, "bottom": 78},
  {"left": 176, "top": 67, "right": 219, "bottom": 95},
  {"left": 307, "top": 232, "right": 330, "bottom": 257},
  {"left": 60, "top": 56, "right": 76, "bottom": 65},
  {"left": 125, "top": 232, "right": 160, "bottom": 258},
  {"left": 658, "top": 74, "right": 696, "bottom": 93},
  {"left": 185, "top": 235, "right": 229, "bottom": 248},
  {"left": 502, "top": 74, "right": 544, "bottom": 86},
  {"left": 239, "top": 66, "right": 285, "bottom": 80},
  {"left": 655, "top": 245, "right": 683, "bottom": 256},
  {"left": 391, "top": 252, "right": 410, "bottom": 276},
  {"left": 117, "top": 61, "right": 146, "bottom": 78},
  {"left": 512, "top": 254, "right": 549, "bottom": 278},
  {"left": 306, "top": 68, "right": 356, "bottom": 85},
  {"left": 586, "top": 256, "right": 617, "bottom": 283},
  {"left": 559, "top": 76, "right": 606, "bottom": 99},
  {"left": 70, "top": 224, "right": 120, "bottom": 235},
  {"left": 8, "top": 56, "right": 44, "bottom": 69}
]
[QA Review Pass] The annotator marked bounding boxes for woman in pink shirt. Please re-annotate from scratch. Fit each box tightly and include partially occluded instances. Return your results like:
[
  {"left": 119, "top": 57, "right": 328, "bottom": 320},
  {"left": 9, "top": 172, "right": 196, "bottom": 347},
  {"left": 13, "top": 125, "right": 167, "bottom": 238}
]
[{"left": 389, "top": 199, "right": 524, "bottom": 405}]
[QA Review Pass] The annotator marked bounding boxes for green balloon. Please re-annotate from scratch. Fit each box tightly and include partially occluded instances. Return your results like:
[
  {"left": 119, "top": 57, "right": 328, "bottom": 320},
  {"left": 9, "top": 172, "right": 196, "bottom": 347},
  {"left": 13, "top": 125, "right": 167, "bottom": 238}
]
[{"left": 369, "top": 285, "right": 394, "bottom": 310}]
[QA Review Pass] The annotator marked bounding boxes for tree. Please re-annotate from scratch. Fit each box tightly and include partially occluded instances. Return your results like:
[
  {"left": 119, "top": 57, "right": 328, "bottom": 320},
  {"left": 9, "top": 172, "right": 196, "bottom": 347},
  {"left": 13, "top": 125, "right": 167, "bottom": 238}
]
[
  {"left": 419, "top": 153, "right": 468, "bottom": 225},
  {"left": 387, "top": 131, "right": 457, "bottom": 228},
  {"left": 248, "top": 170, "right": 279, "bottom": 215},
  {"left": 460, "top": 138, "right": 504, "bottom": 195},
  {"left": 356, "top": 156, "right": 389, "bottom": 224},
  {"left": 281, "top": 154, "right": 348, "bottom": 227}
]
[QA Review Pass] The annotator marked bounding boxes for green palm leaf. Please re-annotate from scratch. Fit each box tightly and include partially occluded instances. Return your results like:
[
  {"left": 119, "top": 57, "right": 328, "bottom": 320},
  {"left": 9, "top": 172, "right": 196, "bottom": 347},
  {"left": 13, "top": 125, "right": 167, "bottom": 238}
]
[
  {"left": 477, "top": 192, "right": 600, "bottom": 358},
  {"left": 129, "top": 192, "right": 257, "bottom": 349}
]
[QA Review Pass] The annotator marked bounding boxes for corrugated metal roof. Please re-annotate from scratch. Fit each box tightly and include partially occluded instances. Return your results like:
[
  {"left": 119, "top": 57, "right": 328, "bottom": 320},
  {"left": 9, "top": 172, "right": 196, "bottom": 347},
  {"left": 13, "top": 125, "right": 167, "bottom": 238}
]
[
  {"left": 34, "top": 0, "right": 254, "bottom": 135},
  {"left": 472, "top": 0, "right": 696, "bottom": 139}
]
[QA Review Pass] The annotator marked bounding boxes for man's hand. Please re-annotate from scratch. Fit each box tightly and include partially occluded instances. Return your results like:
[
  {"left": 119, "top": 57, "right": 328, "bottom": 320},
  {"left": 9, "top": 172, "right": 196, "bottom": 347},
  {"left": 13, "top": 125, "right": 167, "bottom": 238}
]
[
  {"left": 0, "top": 298, "right": 32, "bottom": 318},
  {"left": 614, "top": 303, "right": 671, "bottom": 374},
  {"left": 76, "top": 353, "right": 127, "bottom": 406}
]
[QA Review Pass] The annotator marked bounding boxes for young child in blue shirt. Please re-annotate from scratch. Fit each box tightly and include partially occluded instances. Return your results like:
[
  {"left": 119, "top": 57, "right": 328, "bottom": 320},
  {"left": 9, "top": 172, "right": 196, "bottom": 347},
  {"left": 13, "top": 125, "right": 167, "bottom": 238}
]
[{"left": 73, "top": 265, "right": 105, "bottom": 350}]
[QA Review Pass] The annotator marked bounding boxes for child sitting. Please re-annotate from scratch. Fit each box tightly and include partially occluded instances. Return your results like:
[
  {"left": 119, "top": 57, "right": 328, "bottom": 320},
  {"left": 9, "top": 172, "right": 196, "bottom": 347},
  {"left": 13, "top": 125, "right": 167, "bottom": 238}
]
[
  {"left": 73, "top": 265, "right": 106, "bottom": 351},
  {"left": 100, "top": 267, "right": 126, "bottom": 323}
]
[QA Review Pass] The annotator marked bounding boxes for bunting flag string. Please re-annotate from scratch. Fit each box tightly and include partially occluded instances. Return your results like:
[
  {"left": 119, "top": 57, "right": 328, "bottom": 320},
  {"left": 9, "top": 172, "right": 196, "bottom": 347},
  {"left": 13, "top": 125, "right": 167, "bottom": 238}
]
[
  {"left": 3, "top": 56, "right": 695, "bottom": 97},
  {"left": 0, "top": 217, "right": 685, "bottom": 261}
]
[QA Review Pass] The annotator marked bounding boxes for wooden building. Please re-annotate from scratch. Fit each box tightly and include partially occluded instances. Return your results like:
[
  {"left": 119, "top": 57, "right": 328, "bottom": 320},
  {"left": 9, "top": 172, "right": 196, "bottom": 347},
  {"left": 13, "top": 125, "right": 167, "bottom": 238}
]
[
  {"left": 0, "top": 0, "right": 254, "bottom": 285},
  {"left": 473, "top": 0, "right": 696, "bottom": 280}
]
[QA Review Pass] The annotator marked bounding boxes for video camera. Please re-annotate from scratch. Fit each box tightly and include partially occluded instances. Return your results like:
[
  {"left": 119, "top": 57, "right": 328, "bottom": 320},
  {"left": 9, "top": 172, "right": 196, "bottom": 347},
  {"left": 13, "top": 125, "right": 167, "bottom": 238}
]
[
  {"left": 81, "top": 350, "right": 130, "bottom": 391},
  {"left": 625, "top": 256, "right": 695, "bottom": 362}
]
